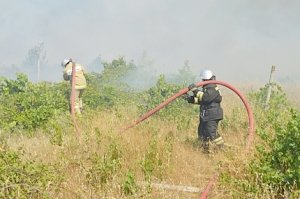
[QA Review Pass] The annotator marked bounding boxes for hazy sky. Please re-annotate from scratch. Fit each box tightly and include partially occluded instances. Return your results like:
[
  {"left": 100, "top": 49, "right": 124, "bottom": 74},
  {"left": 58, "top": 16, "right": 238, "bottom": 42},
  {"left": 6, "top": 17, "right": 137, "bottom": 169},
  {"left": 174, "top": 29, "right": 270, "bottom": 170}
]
[{"left": 1, "top": 0, "right": 300, "bottom": 83}]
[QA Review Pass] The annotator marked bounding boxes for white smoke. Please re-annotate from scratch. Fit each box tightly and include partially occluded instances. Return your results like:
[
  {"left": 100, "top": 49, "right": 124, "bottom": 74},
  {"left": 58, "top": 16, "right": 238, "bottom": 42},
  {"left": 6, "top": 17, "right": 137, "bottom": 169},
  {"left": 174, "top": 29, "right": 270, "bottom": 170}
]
[{"left": 0, "top": 0, "right": 299, "bottom": 83}]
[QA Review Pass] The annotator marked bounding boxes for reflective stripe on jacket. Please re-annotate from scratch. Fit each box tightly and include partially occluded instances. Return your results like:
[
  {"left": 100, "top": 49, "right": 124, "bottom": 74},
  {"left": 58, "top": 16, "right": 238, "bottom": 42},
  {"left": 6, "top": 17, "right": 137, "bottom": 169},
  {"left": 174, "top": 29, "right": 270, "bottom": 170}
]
[{"left": 189, "top": 83, "right": 223, "bottom": 121}]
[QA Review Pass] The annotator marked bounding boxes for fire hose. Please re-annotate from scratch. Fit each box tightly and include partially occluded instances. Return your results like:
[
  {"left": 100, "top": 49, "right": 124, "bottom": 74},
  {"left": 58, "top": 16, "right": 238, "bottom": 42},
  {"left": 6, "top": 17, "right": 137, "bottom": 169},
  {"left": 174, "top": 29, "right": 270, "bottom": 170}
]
[
  {"left": 123, "top": 80, "right": 255, "bottom": 198},
  {"left": 71, "top": 61, "right": 80, "bottom": 137}
]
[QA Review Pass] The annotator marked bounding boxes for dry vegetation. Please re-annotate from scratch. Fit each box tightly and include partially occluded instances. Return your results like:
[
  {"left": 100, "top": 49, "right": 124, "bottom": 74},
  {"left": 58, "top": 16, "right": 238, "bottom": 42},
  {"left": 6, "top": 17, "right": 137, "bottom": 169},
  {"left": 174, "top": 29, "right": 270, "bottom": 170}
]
[
  {"left": 2, "top": 67, "right": 299, "bottom": 198},
  {"left": 6, "top": 91, "right": 251, "bottom": 199}
]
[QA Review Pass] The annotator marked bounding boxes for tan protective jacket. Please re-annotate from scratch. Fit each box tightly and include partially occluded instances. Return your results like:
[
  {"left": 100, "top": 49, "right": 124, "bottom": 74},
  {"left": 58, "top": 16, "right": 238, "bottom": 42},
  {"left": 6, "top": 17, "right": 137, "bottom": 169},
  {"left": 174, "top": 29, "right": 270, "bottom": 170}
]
[{"left": 63, "top": 62, "right": 87, "bottom": 89}]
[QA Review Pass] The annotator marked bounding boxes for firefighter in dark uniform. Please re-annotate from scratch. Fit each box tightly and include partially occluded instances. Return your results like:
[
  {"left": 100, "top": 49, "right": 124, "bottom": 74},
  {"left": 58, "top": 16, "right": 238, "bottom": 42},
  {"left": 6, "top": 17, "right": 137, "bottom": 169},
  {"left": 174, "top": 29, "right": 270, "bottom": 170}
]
[{"left": 185, "top": 69, "right": 224, "bottom": 152}]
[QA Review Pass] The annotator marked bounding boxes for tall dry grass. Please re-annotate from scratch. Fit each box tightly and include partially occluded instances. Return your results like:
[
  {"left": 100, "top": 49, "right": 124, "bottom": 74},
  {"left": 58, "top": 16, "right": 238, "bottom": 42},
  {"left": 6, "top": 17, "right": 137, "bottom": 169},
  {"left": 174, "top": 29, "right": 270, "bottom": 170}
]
[{"left": 5, "top": 89, "right": 254, "bottom": 199}]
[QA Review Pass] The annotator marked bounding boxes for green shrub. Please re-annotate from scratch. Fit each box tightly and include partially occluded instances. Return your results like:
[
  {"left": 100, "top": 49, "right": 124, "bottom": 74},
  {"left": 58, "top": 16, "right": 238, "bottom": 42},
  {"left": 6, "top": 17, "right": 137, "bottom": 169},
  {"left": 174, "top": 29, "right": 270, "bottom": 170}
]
[
  {"left": 221, "top": 84, "right": 300, "bottom": 198},
  {"left": 139, "top": 132, "right": 172, "bottom": 183},
  {"left": 87, "top": 140, "right": 122, "bottom": 188},
  {"left": 0, "top": 74, "right": 68, "bottom": 131},
  {"left": 0, "top": 149, "right": 62, "bottom": 198},
  {"left": 122, "top": 170, "right": 138, "bottom": 196},
  {"left": 251, "top": 109, "right": 300, "bottom": 197},
  {"left": 0, "top": 58, "right": 138, "bottom": 132},
  {"left": 138, "top": 75, "right": 196, "bottom": 124},
  {"left": 83, "top": 60, "right": 136, "bottom": 110},
  {"left": 0, "top": 73, "right": 29, "bottom": 94},
  {"left": 248, "top": 83, "right": 291, "bottom": 129},
  {"left": 140, "top": 136, "right": 159, "bottom": 182}
]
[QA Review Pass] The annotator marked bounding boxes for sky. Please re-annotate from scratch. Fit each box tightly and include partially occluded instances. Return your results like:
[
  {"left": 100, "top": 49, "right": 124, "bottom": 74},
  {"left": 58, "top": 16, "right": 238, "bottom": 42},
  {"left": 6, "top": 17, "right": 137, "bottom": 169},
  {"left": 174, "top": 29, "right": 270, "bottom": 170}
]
[{"left": 0, "top": 0, "right": 300, "bottom": 83}]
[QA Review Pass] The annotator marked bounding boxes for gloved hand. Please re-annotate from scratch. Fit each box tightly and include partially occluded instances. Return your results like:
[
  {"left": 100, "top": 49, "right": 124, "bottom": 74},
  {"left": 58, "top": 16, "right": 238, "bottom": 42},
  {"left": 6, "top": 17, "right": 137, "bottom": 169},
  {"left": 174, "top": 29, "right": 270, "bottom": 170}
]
[
  {"left": 182, "top": 94, "right": 194, "bottom": 103},
  {"left": 188, "top": 83, "right": 197, "bottom": 92},
  {"left": 182, "top": 94, "right": 189, "bottom": 100}
]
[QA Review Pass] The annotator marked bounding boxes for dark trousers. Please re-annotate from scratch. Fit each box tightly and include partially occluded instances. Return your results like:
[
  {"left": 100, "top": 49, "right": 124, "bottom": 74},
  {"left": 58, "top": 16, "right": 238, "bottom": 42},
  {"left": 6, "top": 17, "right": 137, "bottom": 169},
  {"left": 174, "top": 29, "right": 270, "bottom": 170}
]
[{"left": 198, "top": 120, "right": 220, "bottom": 142}]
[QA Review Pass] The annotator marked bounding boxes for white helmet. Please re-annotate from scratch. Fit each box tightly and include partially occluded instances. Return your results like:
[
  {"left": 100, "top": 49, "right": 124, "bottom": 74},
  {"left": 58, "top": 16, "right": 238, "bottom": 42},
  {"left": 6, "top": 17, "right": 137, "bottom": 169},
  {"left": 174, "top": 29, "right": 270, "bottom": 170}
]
[
  {"left": 200, "top": 69, "right": 213, "bottom": 80},
  {"left": 61, "top": 58, "right": 72, "bottom": 67}
]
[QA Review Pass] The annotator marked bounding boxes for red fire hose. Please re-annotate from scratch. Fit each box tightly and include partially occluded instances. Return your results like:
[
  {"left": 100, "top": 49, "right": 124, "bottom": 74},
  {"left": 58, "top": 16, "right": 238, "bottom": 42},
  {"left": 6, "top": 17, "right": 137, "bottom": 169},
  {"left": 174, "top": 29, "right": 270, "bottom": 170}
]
[
  {"left": 71, "top": 61, "right": 76, "bottom": 116},
  {"left": 71, "top": 61, "right": 80, "bottom": 137},
  {"left": 123, "top": 80, "right": 255, "bottom": 198}
]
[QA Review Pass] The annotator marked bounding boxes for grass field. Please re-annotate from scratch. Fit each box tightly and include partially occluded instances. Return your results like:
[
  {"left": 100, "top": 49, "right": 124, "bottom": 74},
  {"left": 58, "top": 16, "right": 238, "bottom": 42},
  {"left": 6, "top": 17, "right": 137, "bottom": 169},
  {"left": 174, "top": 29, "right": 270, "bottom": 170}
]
[{"left": 5, "top": 89, "right": 254, "bottom": 198}]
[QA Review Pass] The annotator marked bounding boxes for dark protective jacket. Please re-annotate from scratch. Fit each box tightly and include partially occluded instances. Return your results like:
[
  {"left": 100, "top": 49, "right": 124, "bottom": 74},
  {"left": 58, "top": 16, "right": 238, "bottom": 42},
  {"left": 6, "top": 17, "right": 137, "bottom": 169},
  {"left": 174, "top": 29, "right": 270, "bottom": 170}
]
[
  {"left": 200, "top": 83, "right": 223, "bottom": 121},
  {"left": 188, "top": 83, "right": 223, "bottom": 122}
]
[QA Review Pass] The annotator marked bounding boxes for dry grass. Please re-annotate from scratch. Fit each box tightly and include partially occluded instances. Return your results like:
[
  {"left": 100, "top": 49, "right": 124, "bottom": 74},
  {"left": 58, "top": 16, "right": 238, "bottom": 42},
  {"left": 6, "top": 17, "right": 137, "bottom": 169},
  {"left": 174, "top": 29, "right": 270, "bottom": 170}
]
[
  {"left": 12, "top": 82, "right": 291, "bottom": 198},
  {"left": 6, "top": 94, "right": 254, "bottom": 199},
  {"left": 4, "top": 81, "right": 300, "bottom": 198}
]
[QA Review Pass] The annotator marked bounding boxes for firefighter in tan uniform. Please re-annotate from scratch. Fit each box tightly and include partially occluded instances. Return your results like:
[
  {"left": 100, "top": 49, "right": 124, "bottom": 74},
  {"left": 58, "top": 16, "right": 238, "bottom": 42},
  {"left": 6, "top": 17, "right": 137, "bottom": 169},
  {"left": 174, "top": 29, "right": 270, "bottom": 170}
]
[{"left": 62, "top": 58, "right": 87, "bottom": 114}]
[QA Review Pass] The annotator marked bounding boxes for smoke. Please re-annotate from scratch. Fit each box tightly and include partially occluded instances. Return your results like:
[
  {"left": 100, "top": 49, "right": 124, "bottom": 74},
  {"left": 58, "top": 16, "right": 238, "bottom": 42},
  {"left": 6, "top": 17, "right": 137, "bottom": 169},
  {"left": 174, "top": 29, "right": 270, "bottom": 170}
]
[{"left": 0, "top": 0, "right": 300, "bottom": 83}]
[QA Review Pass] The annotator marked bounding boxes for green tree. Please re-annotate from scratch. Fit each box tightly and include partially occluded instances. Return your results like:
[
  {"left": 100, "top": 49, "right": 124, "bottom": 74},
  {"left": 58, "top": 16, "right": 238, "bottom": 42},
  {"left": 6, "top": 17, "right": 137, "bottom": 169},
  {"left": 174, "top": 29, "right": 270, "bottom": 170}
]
[
  {"left": 100, "top": 57, "right": 136, "bottom": 89},
  {"left": 23, "top": 42, "right": 47, "bottom": 82}
]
